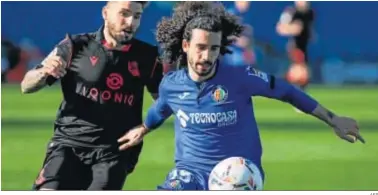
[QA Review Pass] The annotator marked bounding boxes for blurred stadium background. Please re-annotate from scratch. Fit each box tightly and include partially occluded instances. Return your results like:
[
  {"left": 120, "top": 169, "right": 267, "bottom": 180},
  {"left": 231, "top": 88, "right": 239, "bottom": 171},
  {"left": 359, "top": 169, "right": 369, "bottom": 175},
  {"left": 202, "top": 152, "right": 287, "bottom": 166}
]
[{"left": 1, "top": 1, "right": 378, "bottom": 190}]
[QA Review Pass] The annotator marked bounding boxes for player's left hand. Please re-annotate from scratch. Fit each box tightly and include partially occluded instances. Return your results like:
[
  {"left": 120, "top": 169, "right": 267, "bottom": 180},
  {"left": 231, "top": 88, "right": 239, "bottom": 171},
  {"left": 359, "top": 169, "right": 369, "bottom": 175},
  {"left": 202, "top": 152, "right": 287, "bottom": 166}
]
[
  {"left": 331, "top": 116, "right": 365, "bottom": 144},
  {"left": 118, "top": 125, "right": 148, "bottom": 151}
]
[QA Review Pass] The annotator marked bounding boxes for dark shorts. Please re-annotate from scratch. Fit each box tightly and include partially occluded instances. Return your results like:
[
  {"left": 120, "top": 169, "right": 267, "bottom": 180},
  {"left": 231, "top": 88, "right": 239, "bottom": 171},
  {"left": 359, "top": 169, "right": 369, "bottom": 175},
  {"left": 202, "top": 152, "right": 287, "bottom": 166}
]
[
  {"left": 288, "top": 40, "right": 308, "bottom": 64},
  {"left": 32, "top": 141, "right": 143, "bottom": 190}
]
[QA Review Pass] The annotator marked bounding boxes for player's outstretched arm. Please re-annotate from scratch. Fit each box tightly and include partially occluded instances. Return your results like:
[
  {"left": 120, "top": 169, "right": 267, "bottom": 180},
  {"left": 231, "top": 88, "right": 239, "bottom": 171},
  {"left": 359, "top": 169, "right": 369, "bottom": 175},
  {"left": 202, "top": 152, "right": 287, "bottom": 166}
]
[
  {"left": 241, "top": 66, "right": 365, "bottom": 144},
  {"left": 21, "top": 36, "right": 72, "bottom": 94},
  {"left": 20, "top": 65, "right": 51, "bottom": 94},
  {"left": 21, "top": 48, "right": 66, "bottom": 93},
  {"left": 310, "top": 104, "right": 365, "bottom": 143},
  {"left": 118, "top": 80, "right": 173, "bottom": 151}
]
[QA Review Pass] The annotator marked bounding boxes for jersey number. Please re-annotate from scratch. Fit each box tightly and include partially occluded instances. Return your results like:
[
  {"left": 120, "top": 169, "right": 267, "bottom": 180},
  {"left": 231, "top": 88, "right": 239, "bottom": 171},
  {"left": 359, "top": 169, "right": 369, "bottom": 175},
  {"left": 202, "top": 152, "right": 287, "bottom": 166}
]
[{"left": 169, "top": 169, "right": 192, "bottom": 183}]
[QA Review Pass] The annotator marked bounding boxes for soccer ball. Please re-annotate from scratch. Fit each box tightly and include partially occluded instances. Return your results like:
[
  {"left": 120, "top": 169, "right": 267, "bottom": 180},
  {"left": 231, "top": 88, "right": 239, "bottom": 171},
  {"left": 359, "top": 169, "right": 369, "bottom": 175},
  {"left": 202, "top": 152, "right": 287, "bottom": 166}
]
[
  {"left": 286, "top": 64, "right": 309, "bottom": 86},
  {"left": 208, "top": 157, "right": 263, "bottom": 191}
]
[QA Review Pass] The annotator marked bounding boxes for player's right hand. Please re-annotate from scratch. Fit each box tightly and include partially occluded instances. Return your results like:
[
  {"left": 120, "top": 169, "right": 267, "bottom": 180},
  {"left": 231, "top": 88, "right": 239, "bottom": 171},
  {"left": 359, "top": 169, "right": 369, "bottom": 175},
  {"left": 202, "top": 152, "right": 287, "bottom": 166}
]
[
  {"left": 41, "top": 48, "right": 67, "bottom": 79},
  {"left": 118, "top": 125, "right": 149, "bottom": 151},
  {"left": 331, "top": 116, "right": 365, "bottom": 144}
]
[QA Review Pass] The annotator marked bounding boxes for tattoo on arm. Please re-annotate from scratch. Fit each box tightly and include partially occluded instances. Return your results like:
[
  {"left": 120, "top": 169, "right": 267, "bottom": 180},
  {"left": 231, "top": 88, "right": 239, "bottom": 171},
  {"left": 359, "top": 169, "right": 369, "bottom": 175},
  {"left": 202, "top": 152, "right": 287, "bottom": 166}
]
[
  {"left": 21, "top": 68, "right": 48, "bottom": 94},
  {"left": 327, "top": 110, "right": 335, "bottom": 120},
  {"left": 311, "top": 104, "right": 336, "bottom": 127}
]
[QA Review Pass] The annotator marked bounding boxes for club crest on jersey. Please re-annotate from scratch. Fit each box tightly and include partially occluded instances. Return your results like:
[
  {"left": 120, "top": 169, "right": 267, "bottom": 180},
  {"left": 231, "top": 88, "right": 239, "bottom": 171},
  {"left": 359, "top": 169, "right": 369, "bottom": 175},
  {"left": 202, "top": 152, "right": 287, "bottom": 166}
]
[
  {"left": 128, "top": 61, "right": 140, "bottom": 77},
  {"left": 212, "top": 85, "right": 228, "bottom": 103}
]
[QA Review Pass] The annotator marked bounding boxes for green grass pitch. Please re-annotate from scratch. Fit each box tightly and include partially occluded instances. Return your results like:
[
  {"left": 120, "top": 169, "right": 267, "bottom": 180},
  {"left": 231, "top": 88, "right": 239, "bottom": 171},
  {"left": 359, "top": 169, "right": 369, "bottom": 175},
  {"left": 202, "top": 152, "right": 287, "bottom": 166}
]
[{"left": 1, "top": 84, "right": 378, "bottom": 190}]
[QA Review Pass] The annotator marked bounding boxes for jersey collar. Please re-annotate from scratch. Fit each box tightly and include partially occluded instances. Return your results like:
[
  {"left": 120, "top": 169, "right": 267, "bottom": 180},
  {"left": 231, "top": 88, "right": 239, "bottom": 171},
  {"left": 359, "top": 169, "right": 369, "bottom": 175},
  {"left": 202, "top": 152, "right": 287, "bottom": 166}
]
[
  {"left": 183, "top": 60, "right": 221, "bottom": 88},
  {"left": 94, "top": 25, "right": 133, "bottom": 52}
]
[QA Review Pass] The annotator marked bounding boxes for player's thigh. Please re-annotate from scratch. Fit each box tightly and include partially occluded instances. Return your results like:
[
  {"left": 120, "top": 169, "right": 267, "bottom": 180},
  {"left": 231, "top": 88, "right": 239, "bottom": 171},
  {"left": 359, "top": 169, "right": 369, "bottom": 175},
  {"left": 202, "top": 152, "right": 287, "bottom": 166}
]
[
  {"left": 87, "top": 143, "right": 143, "bottom": 190},
  {"left": 157, "top": 168, "right": 205, "bottom": 190},
  {"left": 33, "top": 142, "right": 90, "bottom": 190}
]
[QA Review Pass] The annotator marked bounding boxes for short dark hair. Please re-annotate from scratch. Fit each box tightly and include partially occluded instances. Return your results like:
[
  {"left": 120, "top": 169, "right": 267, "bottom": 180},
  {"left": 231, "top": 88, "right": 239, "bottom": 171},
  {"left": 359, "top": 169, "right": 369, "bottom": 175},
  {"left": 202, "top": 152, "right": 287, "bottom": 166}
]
[
  {"left": 106, "top": 1, "right": 149, "bottom": 9},
  {"left": 156, "top": 2, "right": 244, "bottom": 68},
  {"left": 135, "top": 1, "right": 149, "bottom": 9}
]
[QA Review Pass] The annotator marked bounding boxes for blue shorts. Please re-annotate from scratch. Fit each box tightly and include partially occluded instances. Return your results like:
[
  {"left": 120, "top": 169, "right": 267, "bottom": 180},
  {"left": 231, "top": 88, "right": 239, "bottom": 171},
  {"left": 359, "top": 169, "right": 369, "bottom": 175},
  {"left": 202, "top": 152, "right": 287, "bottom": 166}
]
[
  {"left": 157, "top": 164, "right": 266, "bottom": 191},
  {"left": 157, "top": 167, "right": 209, "bottom": 190}
]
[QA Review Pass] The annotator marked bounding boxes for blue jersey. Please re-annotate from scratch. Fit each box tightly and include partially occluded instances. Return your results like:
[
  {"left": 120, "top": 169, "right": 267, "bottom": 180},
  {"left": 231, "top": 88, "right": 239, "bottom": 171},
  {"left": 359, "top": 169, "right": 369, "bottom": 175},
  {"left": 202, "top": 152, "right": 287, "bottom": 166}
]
[{"left": 145, "top": 63, "right": 318, "bottom": 184}]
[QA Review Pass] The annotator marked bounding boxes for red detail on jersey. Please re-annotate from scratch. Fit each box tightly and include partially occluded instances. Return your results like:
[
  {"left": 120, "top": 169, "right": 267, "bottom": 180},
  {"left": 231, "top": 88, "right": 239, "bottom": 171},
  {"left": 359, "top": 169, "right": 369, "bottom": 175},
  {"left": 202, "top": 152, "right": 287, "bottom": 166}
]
[
  {"left": 82, "top": 86, "right": 135, "bottom": 106},
  {"left": 121, "top": 44, "right": 132, "bottom": 52},
  {"left": 150, "top": 58, "right": 159, "bottom": 78},
  {"left": 90, "top": 56, "right": 99, "bottom": 66},
  {"left": 102, "top": 40, "right": 111, "bottom": 49},
  {"left": 101, "top": 40, "right": 132, "bottom": 52},
  {"left": 106, "top": 73, "right": 124, "bottom": 90},
  {"left": 128, "top": 61, "right": 140, "bottom": 77},
  {"left": 35, "top": 168, "right": 46, "bottom": 185}
]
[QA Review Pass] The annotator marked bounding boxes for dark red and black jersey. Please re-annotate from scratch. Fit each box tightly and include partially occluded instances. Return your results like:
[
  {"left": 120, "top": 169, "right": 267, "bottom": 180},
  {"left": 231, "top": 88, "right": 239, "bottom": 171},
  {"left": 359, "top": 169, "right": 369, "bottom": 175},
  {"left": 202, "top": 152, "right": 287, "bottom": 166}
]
[
  {"left": 39, "top": 26, "right": 163, "bottom": 148},
  {"left": 291, "top": 7, "right": 314, "bottom": 52},
  {"left": 281, "top": 7, "right": 314, "bottom": 53}
]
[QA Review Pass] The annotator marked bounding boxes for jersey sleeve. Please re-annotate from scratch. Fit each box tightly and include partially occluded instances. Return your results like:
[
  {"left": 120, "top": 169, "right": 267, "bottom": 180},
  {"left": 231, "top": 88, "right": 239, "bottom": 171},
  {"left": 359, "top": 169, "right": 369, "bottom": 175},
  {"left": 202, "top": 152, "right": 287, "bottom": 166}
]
[
  {"left": 144, "top": 76, "right": 173, "bottom": 130},
  {"left": 145, "top": 47, "right": 164, "bottom": 94},
  {"left": 238, "top": 65, "right": 318, "bottom": 114},
  {"left": 35, "top": 34, "right": 73, "bottom": 86}
]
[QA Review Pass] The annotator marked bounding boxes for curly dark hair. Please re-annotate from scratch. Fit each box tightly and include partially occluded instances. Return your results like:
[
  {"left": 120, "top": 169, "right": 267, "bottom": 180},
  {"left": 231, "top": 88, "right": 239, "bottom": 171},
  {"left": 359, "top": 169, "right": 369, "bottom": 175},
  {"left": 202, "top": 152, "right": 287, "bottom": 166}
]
[{"left": 156, "top": 2, "right": 244, "bottom": 69}]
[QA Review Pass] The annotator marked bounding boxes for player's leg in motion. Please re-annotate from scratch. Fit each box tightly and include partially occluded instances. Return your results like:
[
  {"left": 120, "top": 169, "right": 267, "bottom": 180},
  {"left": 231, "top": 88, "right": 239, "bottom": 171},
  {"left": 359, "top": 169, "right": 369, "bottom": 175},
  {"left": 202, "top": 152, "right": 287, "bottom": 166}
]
[
  {"left": 157, "top": 168, "right": 207, "bottom": 190},
  {"left": 32, "top": 142, "right": 91, "bottom": 190},
  {"left": 86, "top": 143, "right": 143, "bottom": 190}
]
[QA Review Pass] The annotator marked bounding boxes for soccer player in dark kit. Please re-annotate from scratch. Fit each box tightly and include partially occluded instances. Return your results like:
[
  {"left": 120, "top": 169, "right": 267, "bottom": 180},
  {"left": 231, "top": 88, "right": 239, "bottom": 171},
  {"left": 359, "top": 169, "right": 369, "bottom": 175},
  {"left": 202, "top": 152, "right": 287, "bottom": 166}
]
[
  {"left": 20, "top": 1, "right": 163, "bottom": 190},
  {"left": 276, "top": 1, "right": 315, "bottom": 91}
]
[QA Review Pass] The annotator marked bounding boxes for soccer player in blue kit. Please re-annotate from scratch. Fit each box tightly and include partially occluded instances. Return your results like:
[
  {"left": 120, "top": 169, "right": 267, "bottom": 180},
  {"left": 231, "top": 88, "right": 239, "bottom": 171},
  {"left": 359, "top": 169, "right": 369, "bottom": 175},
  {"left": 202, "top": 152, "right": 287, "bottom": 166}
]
[{"left": 118, "top": 2, "right": 365, "bottom": 190}]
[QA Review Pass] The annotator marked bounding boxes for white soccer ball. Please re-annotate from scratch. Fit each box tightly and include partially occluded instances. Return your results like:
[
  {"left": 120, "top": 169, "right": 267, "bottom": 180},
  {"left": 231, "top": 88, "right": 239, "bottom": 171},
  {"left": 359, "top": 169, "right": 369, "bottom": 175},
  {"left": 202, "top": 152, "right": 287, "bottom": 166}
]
[{"left": 208, "top": 157, "right": 263, "bottom": 191}]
